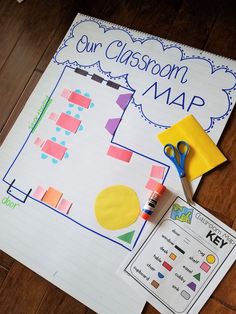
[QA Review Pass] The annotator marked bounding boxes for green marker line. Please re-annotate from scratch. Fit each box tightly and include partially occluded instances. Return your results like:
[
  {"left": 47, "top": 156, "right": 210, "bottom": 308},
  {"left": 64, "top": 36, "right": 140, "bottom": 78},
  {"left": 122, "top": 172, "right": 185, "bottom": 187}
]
[{"left": 32, "top": 97, "right": 52, "bottom": 133}]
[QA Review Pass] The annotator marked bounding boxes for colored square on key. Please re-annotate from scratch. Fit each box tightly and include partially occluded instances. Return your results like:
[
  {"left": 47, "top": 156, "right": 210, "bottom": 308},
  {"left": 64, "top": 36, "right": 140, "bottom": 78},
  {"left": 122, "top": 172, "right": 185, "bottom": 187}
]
[
  {"left": 151, "top": 280, "right": 159, "bottom": 289},
  {"left": 107, "top": 145, "right": 133, "bottom": 162},
  {"left": 150, "top": 165, "right": 165, "bottom": 179},
  {"left": 169, "top": 253, "right": 177, "bottom": 261},
  {"left": 57, "top": 198, "right": 72, "bottom": 214},
  {"left": 200, "top": 262, "right": 211, "bottom": 273},
  {"left": 56, "top": 113, "right": 81, "bottom": 133},
  {"left": 162, "top": 261, "right": 173, "bottom": 271},
  {"left": 42, "top": 187, "right": 62, "bottom": 207},
  {"left": 68, "top": 92, "right": 91, "bottom": 108},
  {"left": 32, "top": 186, "right": 46, "bottom": 200},
  {"left": 41, "top": 140, "right": 67, "bottom": 160}
]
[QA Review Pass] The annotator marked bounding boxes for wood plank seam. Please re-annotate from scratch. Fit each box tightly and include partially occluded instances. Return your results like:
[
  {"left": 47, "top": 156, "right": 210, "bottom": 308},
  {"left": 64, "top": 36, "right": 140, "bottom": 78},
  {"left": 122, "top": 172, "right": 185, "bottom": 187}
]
[
  {"left": 0, "top": 29, "right": 24, "bottom": 75},
  {"left": 212, "top": 295, "right": 236, "bottom": 311},
  {"left": 202, "top": 1, "right": 226, "bottom": 52},
  {"left": 166, "top": 4, "right": 183, "bottom": 37},
  {"left": 34, "top": 285, "right": 52, "bottom": 314},
  {"left": 202, "top": 11, "right": 219, "bottom": 51},
  {"left": 0, "top": 265, "right": 9, "bottom": 273},
  {"left": 0, "top": 67, "right": 34, "bottom": 134},
  {"left": 164, "top": 0, "right": 184, "bottom": 39},
  {"left": 35, "top": 6, "right": 69, "bottom": 73},
  {"left": 0, "top": 69, "right": 42, "bottom": 144},
  {"left": 0, "top": 261, "right": 16, "bottom": 289}
]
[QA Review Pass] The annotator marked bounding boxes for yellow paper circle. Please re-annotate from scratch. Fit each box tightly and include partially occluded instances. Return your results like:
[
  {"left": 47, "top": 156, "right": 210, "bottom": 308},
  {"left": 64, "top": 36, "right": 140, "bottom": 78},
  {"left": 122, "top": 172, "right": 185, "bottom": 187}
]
[
  {"left": 94, "top": 185, "right": 140, "bottom": 230},
  {"left": 206, "top": 254, "right": 216, "bottom": 264}
]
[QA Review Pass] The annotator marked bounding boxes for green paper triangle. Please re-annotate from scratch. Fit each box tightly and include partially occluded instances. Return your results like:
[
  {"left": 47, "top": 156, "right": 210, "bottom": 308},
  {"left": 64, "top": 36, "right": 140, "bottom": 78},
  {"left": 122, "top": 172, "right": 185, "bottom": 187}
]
[
  {"left": 193, "top": 273, "right": 201, "bottom": 281},
  {"left": 118, "top": 230, "right": 135, "bottom": 244}
]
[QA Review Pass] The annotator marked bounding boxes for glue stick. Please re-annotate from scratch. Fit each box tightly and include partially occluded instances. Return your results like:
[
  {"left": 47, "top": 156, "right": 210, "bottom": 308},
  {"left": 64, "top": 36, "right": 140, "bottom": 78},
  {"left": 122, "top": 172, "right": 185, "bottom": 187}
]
[{"left": 141, "top": 183, "right": 166, "bottom": 220}]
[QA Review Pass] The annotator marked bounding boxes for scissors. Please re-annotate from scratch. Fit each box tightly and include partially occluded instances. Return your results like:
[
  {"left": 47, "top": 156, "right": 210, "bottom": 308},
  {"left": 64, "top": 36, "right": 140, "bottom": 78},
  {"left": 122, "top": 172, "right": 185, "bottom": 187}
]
[{"left": 164, "top": 141, "right": 193, "bottom": 205}]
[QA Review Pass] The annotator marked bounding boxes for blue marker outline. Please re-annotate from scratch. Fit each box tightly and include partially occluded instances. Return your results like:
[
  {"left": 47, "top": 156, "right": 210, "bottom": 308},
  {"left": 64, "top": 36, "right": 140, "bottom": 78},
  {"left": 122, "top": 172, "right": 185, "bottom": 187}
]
[{"left": 2, "top": 65, "right": 170, "bottom": 251}]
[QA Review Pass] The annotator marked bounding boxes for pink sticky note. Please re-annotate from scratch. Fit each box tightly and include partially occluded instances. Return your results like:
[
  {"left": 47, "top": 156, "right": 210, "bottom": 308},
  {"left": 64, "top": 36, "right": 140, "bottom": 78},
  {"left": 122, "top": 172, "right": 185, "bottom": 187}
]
[
  {"left": 56, "top": 113, "right": 81, "bottom": 133},
  {"left": 145, "top": 178, "right": 160, "bottom": 191},
  {"left": 32, "top": 186, "right": 47, "bottom": 200},
  {"left": 68, "top": 92, "right": 91, "bottom": 108},
  {"left": 107, "top": 145, "right": 133, "bottom": 162},
  {"left": 41, "top": 140, "right": 67, "bottom": 160},
  {"left": 48, "top": 112, "right": 59, "bottom": 122},
  {"left": 200, "top": 262, "right": 211, "bottom": 273},
  {"left": 57, "top": 198, "right": 72, "bottom": 214},
  {"left": 150, "top": 165, "right": 165, "bottom": 179},
  {"left": 34, "top": 137, "right": 44, "bottom": 147},
  {"left": 61, "top": 88, "right": 71, "bottom": 99}
]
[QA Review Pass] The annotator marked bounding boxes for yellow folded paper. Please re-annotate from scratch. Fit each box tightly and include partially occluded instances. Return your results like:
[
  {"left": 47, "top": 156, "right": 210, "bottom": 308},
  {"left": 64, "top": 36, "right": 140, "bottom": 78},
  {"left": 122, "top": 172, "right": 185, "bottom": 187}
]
[{"left": 157, "top": 115, "right": 227, "bottom": 181}]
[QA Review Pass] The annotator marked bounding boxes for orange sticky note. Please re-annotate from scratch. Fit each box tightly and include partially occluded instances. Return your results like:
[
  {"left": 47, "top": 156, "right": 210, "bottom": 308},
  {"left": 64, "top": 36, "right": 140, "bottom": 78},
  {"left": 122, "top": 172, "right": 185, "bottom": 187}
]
[
  {"left": 169, "top": 253, "right": 177, "bottom": 260},
  {"left": 42, "top": 187, "right": 62, "bottom": 207},
  {"left": 157, "top": 115, "right": 227, "bottom": 181}
]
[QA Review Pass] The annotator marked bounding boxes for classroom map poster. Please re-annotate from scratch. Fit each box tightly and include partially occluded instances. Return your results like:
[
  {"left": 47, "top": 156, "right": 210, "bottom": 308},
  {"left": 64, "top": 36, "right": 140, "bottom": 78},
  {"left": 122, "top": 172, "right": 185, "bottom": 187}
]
[
  {"left": 0, "top": 13, "right": 236, "bottom": 314},
  {"left": 120, "top": 197, "right": 236, "bottom": 314}
]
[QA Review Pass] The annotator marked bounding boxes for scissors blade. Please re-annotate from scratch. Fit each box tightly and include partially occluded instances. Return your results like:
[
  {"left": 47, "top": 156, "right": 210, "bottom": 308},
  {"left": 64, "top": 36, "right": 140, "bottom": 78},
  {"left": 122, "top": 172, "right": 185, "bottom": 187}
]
[{"left": 180, "top": 177, "right": 194, "bottom": 206}]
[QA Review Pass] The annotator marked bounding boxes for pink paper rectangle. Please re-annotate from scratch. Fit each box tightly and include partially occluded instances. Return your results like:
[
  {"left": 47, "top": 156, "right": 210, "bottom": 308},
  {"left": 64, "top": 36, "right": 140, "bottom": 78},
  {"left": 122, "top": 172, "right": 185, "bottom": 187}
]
[
  {"left": 32, "top": 186, "right": 47, "bottom": 200},
  {"left": 200, "top": 262, "right": 211, "bottom": 273},
  {"left": 41, "top": 140, "right": 67, "bottom": 160},
  {"left": 48, "top": 112, "right": 59, "bottom": 122},
  {"left": 34, "top": 137, "right": 44, "bottom": 147},
  {"left": 150, "top": 165, "right": 165, "bottom": 179},
  {"left": 56, "top": 113, "right": 81, "bottom": 133},
  {"left": 107, "top": 145, "right": 133, "bottom": 162},
  {"left": 145, "top": 178, "right": 159, "bottom": 191},
  {"left": 61, "top": 88, "right": 71, "bottom": 99},
  {"left": 57, "top": 198, "right": 72, "bottom": 214},
  {"left": 68, "top": 92, "right": 91, "bottom": 108}
]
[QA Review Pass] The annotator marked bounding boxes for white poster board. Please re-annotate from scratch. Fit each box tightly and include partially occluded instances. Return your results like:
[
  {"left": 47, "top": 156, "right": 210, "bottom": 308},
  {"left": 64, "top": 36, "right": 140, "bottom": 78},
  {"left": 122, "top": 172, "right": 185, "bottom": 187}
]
[{"left": 0, "top": 13, "right": 236, "bottom": 314}]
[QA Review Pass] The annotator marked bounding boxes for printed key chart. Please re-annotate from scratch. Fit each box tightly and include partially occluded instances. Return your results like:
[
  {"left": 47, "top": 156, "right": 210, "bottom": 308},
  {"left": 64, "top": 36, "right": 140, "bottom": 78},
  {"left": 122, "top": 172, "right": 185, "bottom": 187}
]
[
  {"left": 123, "top": 197, "right": 236, "bottom": 313},
  {"left": 128, "top": 219, "right": 218, "bottom": 312}
]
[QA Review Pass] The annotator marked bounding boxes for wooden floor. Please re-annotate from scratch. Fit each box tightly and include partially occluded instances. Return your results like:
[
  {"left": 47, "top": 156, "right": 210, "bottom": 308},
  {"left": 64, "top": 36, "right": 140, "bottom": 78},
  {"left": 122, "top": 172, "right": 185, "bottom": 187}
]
[{"left": 0, "top": 0, "right": 235, "bottom": 313}]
